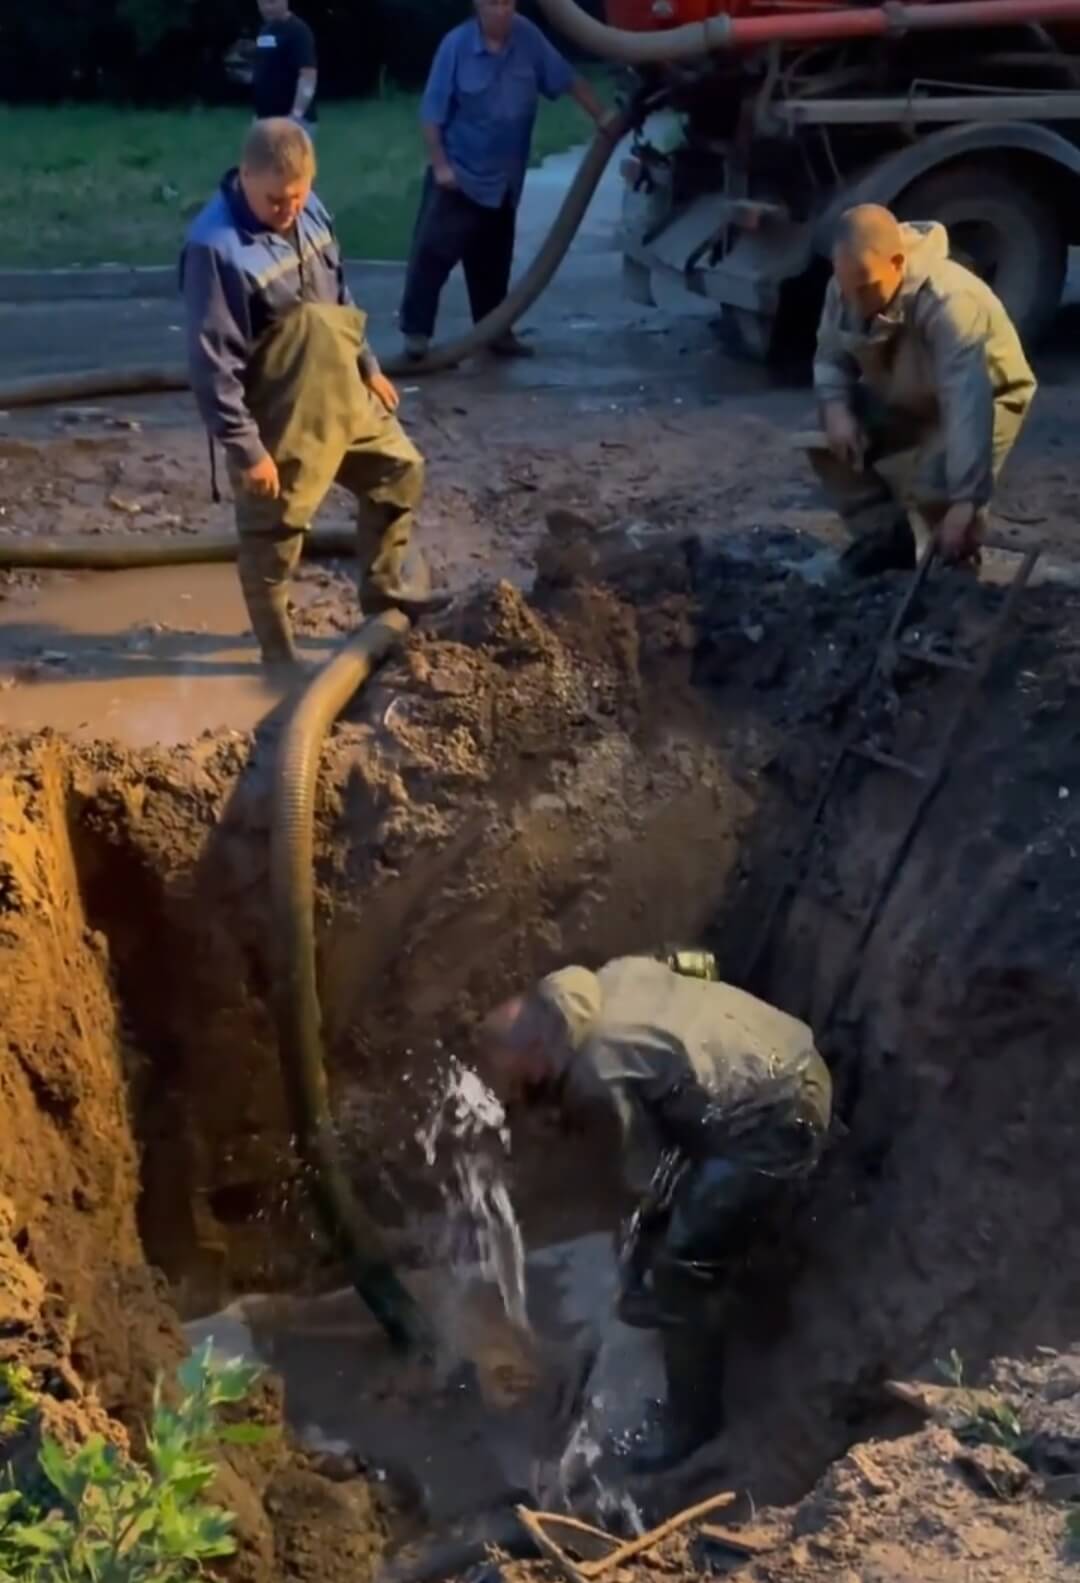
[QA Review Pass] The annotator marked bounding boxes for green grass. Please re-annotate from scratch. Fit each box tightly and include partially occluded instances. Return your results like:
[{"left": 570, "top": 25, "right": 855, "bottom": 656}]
[{"left": 0, "top": 93, "right": 602, "bottom": 269}]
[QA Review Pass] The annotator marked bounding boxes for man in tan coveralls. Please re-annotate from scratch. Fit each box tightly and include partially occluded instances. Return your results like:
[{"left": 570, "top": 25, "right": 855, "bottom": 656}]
[
  {"left": 481, "top": 955, "right": 832, "bottom": 1474},
  {"left": 182, "top": 119, "right": 444, "bottom": 673},
  {"left": 809, "top": 204, "right": 1037, "bottom": 573}
]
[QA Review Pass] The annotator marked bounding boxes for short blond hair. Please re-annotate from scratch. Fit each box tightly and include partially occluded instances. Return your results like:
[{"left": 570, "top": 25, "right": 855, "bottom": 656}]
[{"left": 242, "top": 117, "right": 315, "bottom": 180}]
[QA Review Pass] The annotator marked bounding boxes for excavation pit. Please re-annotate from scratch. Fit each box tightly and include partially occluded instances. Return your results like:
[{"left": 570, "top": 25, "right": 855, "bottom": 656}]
[{"left": 4, "top": 524, "right": 1080, "bottom": 1581}]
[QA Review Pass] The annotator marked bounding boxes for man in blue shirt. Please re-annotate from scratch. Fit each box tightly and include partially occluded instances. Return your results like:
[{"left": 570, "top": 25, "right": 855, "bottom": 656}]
[{"left": 399, "top": 0, "right": 613, "bottom": 361}]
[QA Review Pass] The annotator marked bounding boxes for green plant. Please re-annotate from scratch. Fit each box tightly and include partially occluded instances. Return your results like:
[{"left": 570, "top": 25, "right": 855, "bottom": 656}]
[
  {"left": 0, "top": 1365, "right": 37, "bottom": 1440},
  {"left": 932, "top": 1349, "right": 1026, "bottom": 1452},
  {"left": 1066, "top": 1508, "right": 1080, "bottom": 1550},
  {"left": 957, "top": 1397, "right": 1025, "bottom": 1453},
  {"left": 934, "top": 1348, "right": 966, "bottom": 1389},
  {"left": 0, "top": 1343, "right": 267, "bottom": 1583}
]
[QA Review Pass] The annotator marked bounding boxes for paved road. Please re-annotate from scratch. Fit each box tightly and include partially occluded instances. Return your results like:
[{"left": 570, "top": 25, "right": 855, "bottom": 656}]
[
  {"left": 0, "top": 255, "right": 635, "bottom": 377},
  {"left": 0, "top": 250, "right": 783, "bottom": 421}
]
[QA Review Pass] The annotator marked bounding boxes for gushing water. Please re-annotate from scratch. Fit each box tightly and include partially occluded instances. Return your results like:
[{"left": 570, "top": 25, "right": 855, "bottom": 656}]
[
  {"left": 417, "top": 1056, "right": 529, "bottom": 1334},
  {"left": 417, "top": 1057, "right": 645, "bottom": 1530}
]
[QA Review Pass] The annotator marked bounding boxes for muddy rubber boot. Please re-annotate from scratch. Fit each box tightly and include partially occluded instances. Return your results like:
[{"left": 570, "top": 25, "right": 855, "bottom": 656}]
[
  {"left": 236, "top": 534, "right": 303, "bottom": 673},
  {"left": 625, "top": 1298, "right": 727, "bottom": 1474},
  {"left": 358, "top": 512, "right": 452, "bottom": 620}
]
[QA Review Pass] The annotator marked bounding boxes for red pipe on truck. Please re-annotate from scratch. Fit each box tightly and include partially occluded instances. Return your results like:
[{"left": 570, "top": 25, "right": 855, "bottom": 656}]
[
  {"left": 538, "top": 0, "right": 1080, "bottom": 63},
  {"left": 731, "top": 0, "right": 1080, "bottom": 46}
]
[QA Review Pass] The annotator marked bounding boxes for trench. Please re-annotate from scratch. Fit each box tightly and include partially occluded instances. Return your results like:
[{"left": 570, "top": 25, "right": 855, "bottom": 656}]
[{"left": 5, "top": 525, "right": 1080, "bottom": 1571}]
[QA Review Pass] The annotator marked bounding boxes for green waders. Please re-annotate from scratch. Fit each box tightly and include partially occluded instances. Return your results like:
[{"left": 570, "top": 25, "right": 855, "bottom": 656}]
[
  {"left": 806, "top": 391, "right": 1028, "bottom": 574},
  {"left": 229, "top": 302, "right": 426, "bottom": 667},
  {"left": 625, "top": 1048, "right": 832, "bottom": 1473}
]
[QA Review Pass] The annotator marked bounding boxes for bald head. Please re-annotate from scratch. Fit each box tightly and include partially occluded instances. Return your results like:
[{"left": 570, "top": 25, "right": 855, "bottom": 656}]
[
  {"left": 836, "top": 203, "right": 904, "bottom": 261},
  {"left": 478, "top": 991, "right": 563, "bottom": 1101},
  {"left": 833, "top": 204, "right": 907, "bottom": 320}
]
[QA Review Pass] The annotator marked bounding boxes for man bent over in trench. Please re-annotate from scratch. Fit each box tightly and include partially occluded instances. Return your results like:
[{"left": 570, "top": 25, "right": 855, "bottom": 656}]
[
  {"left": 479, "top": 955, "right": 832, "bottom": 1474},
  {"left": 181, "top": 118, "right": 445, "bottom": 673},
  {"left": 808, "top": 203, "right": 1037, "bottom": 574}
]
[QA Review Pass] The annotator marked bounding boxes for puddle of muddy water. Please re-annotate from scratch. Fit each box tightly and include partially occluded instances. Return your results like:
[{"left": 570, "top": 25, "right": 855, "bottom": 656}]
[
  {"left": 186, "top": 1234, "right": 661, "bottom": 1523},
  {"left": 0, "top": 562, "right": 340, "bottom": 745}
]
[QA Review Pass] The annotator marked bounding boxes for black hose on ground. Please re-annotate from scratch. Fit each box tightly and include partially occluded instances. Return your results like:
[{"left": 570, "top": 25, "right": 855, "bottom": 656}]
[
  {"left": 0, "top": 525, "right": 356, "bottom": 571},
  {"left": 0, "top": 365, "right": 190, "bottom": 410},
  {"left": 0, "top": 111, "right": 631, "bottom": 416},
  {"left": 271, "top": 610, "right": 433, "bottom": 1352}
]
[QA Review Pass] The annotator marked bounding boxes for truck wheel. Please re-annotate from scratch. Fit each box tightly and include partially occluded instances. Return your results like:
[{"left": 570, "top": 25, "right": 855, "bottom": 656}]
[
  {"left": 721, "top": 262, "right": 829, "bottom": 366},
  {"left": 895, "top": 165, "right": 1065, "bottom": 347}
]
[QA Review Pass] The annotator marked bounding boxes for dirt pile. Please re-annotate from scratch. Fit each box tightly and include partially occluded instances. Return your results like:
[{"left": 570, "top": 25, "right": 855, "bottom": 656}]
[{"left": 524, "top": 1344, "right": 1080, "bottom": 1583}]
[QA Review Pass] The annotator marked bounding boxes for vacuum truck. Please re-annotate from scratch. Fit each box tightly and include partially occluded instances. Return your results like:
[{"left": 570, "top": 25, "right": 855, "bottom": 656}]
[{"left": 536, "top": 0, "right": 1080, "bottom": 357}]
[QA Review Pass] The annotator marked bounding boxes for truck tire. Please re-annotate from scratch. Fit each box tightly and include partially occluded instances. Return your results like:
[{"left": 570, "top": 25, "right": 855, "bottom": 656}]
[
  {"left": 894, "top": 164, "right": 1065, "bottom": 348},
  {"left": 721, "top": 259, "right": 830, "bottom": 367}
]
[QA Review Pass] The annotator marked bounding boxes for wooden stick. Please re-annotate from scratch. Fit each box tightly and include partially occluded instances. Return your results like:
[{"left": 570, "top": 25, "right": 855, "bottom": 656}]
[
  {"left": 698, "top": 1523, "right": 776, "bottom": 1558},
  {"left": 516, "top": 1491, "right": 738, "bottom": 1580},
  {"left": 515, "top": 1508, "right": 591, "bottom": 1583}
]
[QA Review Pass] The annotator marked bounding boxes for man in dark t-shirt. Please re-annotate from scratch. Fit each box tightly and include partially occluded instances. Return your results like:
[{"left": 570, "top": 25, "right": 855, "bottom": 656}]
[{"left": 252, "top": 0, "right": 318, "bottom": 130}]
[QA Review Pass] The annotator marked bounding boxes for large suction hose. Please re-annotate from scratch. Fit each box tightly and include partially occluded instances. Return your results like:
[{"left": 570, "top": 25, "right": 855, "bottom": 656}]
[
  {"left": 0, "top": 113, "right": 631, "bottom": 418},
  {"left": 271, "top": 610, "right": 432, "bottom": 1352},
  {"left": 0, "top": 533, "right": 429, "bottom": 1350},
  {"left": 0, "top": 525, "right": 355, "bottom": 571},
  {"left": 381, "top": 109, "right": 631, "bottom": 376},
  {"left": 535, "top": 0, "right": 1080, "bottom": 62}
]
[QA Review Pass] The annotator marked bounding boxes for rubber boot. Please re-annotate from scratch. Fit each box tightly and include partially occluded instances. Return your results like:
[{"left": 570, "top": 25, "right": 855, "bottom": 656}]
[
  {"left": 357, "top": 504, "right": 451, "bottom": 619},
  {"left": 627, "top": 1321, "right": 726, "bottom": 1475},
  {"left": 235, "top": 533, "right": 303, "bottom": 672}
]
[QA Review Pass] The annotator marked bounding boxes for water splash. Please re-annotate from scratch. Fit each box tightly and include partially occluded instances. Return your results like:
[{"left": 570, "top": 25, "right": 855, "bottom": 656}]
[
  {"left": 417, "top": 1059, "right": 644, "bottom": 1527},
  {"left": 417, "top": 1056, "right": 529, "bottom": 1334},
  {"left": 416, "top": 1058, "right": 509, "bottom": 1162}
]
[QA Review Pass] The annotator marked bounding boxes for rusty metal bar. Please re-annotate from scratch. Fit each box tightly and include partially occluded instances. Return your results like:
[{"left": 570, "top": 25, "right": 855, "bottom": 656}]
[
  {"left": 740, "top": 543, "right": 938, "bottom": 987},
  {"left": 846, "top": 743, "right": 927, "bottom": 778},
  {"left": 822, "top": 542, "right": 1041, "bottom": 1026},
  {"left": 896, "top": 641, "right": 975, "bottom": 673}
]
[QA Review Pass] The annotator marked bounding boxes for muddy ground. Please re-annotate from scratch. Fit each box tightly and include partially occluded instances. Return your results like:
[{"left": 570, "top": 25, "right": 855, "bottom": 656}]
[{"left": 3, "top": 357, "right": 1080, "bottom": 1580}]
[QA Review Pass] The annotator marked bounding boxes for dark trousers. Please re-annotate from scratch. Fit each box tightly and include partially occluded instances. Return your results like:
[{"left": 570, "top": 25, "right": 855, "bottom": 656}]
[{"left": 400, "top": 172, "right": 516, "bottom": 338}]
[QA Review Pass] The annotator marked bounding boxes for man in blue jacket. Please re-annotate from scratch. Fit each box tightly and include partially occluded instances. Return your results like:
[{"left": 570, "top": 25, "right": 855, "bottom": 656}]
[
  {"left": 399, "top": 0, "right": 614, "bottom": 362},
  {"left": 182, "top": 119, "right": 443, "bottom": 673}
]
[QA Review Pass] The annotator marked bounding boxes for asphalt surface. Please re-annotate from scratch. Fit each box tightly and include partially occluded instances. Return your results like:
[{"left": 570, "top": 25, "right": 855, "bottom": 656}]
[{"left": 0, "top": 252, "right": 794, "bottom": 421}]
